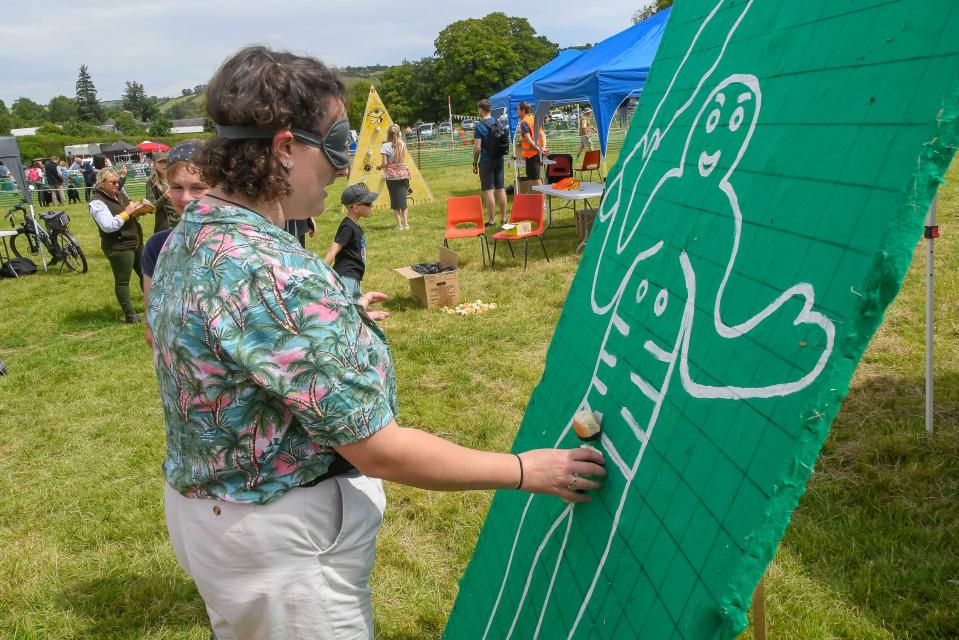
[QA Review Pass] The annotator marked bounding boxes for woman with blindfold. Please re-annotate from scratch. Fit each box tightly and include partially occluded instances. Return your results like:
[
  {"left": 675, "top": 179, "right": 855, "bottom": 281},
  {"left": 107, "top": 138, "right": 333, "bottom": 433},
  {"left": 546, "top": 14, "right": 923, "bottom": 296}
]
[{"left": 147, "top": 46, "right": 604, "bottom": 640}]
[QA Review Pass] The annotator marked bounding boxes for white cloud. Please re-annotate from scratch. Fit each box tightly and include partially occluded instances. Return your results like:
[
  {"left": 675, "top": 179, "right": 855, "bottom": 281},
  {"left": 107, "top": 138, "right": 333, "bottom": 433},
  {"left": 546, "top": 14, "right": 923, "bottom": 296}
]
[{"left": 0, "top": 0, "right": 643, "bottom": 105}]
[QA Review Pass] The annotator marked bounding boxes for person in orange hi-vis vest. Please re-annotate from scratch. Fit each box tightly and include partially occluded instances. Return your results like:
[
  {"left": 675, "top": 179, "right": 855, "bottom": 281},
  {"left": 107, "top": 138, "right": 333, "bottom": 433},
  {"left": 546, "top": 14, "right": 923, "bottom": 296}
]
[{"left": 516, "top": 101, "right": 547, "bottom": 188}]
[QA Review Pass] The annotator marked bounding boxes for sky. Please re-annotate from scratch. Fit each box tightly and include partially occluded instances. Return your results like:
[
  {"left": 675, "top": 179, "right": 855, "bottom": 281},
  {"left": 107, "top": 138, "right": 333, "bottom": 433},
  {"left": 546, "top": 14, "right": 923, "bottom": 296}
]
[{"left": 0, "top": 0, "right": 644, "bottom": 106}]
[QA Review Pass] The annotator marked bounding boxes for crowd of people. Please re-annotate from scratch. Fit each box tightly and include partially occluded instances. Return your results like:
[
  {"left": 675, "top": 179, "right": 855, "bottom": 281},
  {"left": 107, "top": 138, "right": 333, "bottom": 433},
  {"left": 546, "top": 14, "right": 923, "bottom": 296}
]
[
  {"left": 18, "top": 153, "right": 158, "bottom": 206},
  {"left": 69, "top": 45, "right": 608, "bottom": 640}
]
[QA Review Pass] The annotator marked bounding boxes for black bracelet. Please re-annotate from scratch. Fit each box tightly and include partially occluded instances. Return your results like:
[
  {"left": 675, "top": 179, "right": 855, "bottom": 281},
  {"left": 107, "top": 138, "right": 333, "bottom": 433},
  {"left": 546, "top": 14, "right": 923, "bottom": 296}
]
[{"left": 514, "top": 453, "right": 524, "bottom": 490}]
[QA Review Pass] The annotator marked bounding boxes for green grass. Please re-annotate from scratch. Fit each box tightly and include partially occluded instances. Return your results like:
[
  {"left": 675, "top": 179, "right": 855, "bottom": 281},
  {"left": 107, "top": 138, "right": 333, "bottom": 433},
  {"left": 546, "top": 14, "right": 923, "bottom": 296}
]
[{"left": 0, "top": 160, "right": 956, "bottom": 639}]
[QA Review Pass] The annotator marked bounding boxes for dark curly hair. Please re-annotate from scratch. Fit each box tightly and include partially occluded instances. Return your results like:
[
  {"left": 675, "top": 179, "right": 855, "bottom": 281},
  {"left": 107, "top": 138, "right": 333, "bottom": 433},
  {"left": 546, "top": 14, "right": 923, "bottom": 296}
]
[{"left": 196, "top": 46, "right": 346, "bottom": 201}]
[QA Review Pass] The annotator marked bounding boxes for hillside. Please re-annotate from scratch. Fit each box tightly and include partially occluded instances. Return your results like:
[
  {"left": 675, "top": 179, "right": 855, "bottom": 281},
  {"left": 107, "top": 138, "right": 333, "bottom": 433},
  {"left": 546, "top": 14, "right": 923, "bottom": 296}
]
[
  {"left": 152, "top": 66, "right": 385, "bottom": 119},
  {"left": 157, "top": 92, "right": 206, "bottom": 119}
]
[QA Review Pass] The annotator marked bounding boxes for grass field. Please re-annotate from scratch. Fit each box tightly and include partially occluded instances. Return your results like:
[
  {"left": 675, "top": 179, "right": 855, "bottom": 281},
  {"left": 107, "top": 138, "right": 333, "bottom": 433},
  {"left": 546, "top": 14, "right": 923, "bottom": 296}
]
[{"left": 0, "top": 159, "right": 956, "bottom": 639}]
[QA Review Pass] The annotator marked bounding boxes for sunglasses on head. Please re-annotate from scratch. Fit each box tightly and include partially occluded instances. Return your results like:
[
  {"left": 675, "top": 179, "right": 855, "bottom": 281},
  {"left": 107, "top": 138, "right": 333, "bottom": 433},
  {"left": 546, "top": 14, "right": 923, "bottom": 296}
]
[{"left": 216, "top": 117, "right": 351, "bottom": 170}]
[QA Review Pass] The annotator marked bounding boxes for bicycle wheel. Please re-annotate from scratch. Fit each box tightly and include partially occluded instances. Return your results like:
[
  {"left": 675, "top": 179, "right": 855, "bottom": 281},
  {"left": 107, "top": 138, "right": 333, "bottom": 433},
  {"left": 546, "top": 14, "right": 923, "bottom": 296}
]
[
  {"left": 10, "top": 231, "right": 36, "bottom": 259},
  {"left": 54, "top": 232, "right": 88, "bottom": 273}
]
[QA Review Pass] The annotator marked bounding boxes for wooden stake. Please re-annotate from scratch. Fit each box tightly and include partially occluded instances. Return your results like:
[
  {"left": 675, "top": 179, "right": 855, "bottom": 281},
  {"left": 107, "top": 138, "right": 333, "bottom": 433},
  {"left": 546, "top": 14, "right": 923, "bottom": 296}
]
[{"left": 751, "top": 576, "right": 766, "bottom": 640}]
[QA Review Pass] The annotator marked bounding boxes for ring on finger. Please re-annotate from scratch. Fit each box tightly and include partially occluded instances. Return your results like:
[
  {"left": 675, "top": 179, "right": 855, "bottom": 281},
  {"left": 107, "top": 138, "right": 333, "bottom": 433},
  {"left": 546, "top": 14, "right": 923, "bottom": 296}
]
[{"left": 566, "top": 476, "right": 579, "bottom": 492}]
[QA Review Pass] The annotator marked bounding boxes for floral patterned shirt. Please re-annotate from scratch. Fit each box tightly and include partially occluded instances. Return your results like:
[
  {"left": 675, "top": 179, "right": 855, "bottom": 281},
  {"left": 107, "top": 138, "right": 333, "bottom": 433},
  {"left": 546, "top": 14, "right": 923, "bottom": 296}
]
[{"left": 148, "top": 201, "right": 397, "bottom": 504}]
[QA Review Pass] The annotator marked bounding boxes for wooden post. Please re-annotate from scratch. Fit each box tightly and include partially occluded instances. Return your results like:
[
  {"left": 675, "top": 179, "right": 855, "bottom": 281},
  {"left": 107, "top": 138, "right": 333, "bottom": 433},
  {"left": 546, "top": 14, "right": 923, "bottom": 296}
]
[
  {"left": 751, "top": 576, "right": 766, "bottom": 640},
  {"left": 925, "top": 196, "right": 938, "bottom": 435}
]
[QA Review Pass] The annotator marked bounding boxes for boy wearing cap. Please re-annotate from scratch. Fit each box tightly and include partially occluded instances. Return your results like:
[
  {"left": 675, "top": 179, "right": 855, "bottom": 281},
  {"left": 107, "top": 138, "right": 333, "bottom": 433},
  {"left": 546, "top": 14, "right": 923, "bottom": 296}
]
[{"left": 325, "top": 184, "right": 377, "bottom": 300}]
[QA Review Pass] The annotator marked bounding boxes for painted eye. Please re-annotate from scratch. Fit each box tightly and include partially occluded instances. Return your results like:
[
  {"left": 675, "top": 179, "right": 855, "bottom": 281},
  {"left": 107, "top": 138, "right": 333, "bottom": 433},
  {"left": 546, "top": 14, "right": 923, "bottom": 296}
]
[
  {"left": 706, "top": 108, "right": 721, "bottom": 133},
  {"left": 729, "top": 106, "right": 745, "bottom": 132}
]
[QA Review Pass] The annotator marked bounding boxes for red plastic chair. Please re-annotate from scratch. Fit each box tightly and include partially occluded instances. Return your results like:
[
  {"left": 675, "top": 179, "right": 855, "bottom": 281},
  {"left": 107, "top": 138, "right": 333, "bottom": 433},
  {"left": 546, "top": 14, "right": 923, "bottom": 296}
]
[
  {"left": 444, "top": 196, "right": 490, "bottom": 267},
  {"left": 491, "top": 193, "right": 550, "bottom": 270},
  {"left": 576, "top": 150, "right": 603, "bottom": 182},
  {"left": 546, "top": 153, "right": 573, "bottom": 185}
]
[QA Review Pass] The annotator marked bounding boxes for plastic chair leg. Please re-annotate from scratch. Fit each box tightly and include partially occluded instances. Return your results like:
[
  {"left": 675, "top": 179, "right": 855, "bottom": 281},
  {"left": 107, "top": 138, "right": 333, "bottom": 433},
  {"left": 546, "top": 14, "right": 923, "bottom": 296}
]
[
  {"left": 492, "top": 240, "right": 498, "bottom": 267},
  {"left": 524, "top": 238, "right": 529, "bottom": 270},
  {"left": 507, "top": 241, "right": 515, "bottom": 258},
  {"left": 539, "top": 236, "right": 550, "bottom": 263}
]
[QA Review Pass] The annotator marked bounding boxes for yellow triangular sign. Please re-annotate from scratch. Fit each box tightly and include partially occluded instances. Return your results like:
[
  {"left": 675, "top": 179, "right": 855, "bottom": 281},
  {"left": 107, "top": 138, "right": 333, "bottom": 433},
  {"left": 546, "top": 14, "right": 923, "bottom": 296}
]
[{"left": 349, "top": 86, "right": 433, "bottom": 210}]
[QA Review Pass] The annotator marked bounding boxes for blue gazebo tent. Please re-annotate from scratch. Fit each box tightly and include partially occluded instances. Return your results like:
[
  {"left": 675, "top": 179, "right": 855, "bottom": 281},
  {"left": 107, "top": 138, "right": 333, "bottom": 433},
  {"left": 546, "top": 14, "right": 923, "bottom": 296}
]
[
  {"left": 532, "top": 7, "right": 671, "bottom": 155},
  {"left": 490, "top": 49, "right": 584, "bottom": 137}
]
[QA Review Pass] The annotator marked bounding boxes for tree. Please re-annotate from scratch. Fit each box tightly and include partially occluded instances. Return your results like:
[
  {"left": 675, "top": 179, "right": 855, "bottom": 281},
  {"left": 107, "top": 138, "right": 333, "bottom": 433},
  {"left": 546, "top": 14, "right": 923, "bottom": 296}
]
[
  {"left": 432, "top": 13, "right": 557, "bottom": 116},
  {"left": 377, "top": 61, "right": 421, "bottom": 125},
  {"left": 11, "top": 98, "right": 48, "bottom": 126},
  {"left": 0, "top": 101, "right": 11, "bottom": 135},
  {"left": 114, "top": 111, "right": 144, "bottom": 136},
  {"left": 76, "top": 64, "right": 103, "bottom": 123},
  {"left": 181, "top": 88, "right": 193, "bottom": 96},
  {"left": 633, "top": 0, "right": 672, "bottom": 23},
  {"left": 60, "top": 119, "right": 101, "bottom": 137},
  {"left": 346, "top": 81, "right": 372, "bottom": 132},
  {"left": 47, "top": 96, "right": 77, "bottom": 123},
  {"left": 122, "top": 81, "right": 158, "bottom": 122},
  {"left": 149, "top": 114, "right": 173, "bottom": 137},
  {"left": 203, "top": 117, "right": 217, "bottom": 133},
  {"left": 167, "top": 102, "right": 187, "bottom": 120},
  {"left": 193, "top": 84, "right": 207, "bottom": 94},
  {"left": 36, "top": 122, "right": 64, "bottom": 136}
]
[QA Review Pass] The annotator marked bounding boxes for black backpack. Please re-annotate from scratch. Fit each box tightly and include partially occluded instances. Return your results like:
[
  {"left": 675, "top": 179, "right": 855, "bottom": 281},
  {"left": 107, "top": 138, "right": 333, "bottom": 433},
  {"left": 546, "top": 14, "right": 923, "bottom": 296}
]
[
  {"left": 481, "top": 119, "right": 511, "bottom": 158},
  {"left": 0, "top": 257, "right": 38, "bottom": 278}
]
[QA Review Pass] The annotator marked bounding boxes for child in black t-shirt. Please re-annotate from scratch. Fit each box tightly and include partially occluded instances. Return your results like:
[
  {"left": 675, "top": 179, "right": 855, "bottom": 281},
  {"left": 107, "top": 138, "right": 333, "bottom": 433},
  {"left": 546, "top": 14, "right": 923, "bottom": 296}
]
[{"left": 324, "top": 184, "right": 378, "bottom": 300}]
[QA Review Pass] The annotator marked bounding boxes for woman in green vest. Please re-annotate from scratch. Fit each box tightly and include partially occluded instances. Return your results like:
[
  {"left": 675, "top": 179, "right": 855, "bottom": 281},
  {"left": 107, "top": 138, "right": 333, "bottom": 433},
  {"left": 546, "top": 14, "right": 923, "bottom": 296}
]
[{"left": 88, "top": 168, "right": 153, "bottom": 323}]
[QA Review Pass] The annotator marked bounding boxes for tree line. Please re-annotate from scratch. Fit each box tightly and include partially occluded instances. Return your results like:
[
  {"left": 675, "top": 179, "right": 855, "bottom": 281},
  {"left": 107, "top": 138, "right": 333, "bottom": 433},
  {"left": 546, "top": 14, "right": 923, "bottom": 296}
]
[
  {"left": 1, "top": 8, "right": 661, "bottom": 139},
  {"left": 0, "top": 64, "right": 206, "bottom": 139}
]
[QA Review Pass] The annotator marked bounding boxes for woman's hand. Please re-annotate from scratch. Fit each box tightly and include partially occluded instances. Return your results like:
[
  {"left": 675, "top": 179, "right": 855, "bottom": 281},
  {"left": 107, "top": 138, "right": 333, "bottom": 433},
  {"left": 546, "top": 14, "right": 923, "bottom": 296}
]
[
  {"left": 518, "top": 446, "right": 606, "bottom": 503},
  {"left": 358, "top": 291, "right": 390, "bottom": 322},
  {"left": 123, "top": 202, "right": 139, "bottom": 216}
]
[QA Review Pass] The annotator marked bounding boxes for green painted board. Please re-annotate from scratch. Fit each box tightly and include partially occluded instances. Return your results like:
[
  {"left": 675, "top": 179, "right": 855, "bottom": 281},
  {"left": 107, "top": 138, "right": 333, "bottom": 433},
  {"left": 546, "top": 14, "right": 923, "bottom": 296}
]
[{"left": 444, "top": 1, "right": 959, "bottom": 638}]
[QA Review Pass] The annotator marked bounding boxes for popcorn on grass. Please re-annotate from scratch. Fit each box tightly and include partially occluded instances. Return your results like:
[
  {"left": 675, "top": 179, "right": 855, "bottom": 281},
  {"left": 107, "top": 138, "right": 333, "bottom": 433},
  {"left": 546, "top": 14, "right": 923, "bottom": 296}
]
[{"left": 441, "top": 299, "right": 497, "bottom": 316}]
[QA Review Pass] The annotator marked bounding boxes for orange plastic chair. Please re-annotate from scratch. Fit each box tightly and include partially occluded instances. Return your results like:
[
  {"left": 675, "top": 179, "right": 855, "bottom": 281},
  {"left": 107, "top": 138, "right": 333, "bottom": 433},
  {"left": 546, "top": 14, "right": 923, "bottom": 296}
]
[
  {"left": 576, "top": 150, "right": 604, "bottom": 182},
  {"left": 444, "top": 196, "right": 490, "bottom": 267},
  {"left": 491, "top": 193, "right": 550, "bottom": 270}
]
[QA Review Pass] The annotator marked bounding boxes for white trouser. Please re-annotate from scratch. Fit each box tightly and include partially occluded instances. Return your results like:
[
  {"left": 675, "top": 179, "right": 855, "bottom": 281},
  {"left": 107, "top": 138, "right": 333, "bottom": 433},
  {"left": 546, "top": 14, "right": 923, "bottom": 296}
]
[{"left": 164, "top": 471, "right": 386, "bottom": 640}]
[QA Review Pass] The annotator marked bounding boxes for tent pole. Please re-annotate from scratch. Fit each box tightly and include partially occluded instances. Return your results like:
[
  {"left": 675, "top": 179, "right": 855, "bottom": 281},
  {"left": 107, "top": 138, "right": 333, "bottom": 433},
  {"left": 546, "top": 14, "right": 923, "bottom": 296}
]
[
  {"left": 751, "top": 576, "right": 766, "bottom": 640},
  {"left": 27, "top": 203, "right": 47, "bottom": 271},
  {"left": 924, "top": 195, "right": 938, "bottom": 436},
  {"left": 602, "top": 126, "right": 611, "bottom": 179}
]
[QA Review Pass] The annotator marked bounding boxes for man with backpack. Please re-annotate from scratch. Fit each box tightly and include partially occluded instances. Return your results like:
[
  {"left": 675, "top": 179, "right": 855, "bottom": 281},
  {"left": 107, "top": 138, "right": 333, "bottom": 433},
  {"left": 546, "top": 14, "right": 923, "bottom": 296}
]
[{"left": 473, "top": 99, "right": 509, "bottom": 227}]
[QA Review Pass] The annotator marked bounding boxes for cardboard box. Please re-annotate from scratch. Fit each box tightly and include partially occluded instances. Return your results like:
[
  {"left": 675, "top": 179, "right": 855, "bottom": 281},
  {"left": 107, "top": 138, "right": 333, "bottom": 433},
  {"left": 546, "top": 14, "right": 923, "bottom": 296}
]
[
  {"left": 500, "top": 220, "right": 533, "bottom": 236},
  {"left": 393, "top": 247, "right": 459, "bottom": 309}
]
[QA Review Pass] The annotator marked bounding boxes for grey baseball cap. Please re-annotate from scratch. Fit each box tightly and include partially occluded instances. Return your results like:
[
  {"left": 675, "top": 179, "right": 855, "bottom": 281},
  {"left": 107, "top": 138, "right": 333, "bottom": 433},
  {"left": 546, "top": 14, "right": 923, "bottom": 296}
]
[{"left": 341, "top": 184, "right": 378, "bottom": 206}]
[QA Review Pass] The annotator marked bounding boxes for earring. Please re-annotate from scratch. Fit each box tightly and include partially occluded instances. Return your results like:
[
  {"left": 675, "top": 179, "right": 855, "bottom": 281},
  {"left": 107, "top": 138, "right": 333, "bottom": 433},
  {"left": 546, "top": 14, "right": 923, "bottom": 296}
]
[{"left": 282, "top": 160, "right": 293, "bottom": 169}]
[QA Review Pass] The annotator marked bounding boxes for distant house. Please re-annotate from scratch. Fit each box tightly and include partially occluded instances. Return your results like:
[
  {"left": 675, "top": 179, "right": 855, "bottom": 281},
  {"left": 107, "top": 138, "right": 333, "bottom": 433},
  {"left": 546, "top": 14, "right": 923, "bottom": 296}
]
[
  {"left": 11, "top": 127, "right": 40, "bottom": 137},
  {"left": 171, "top": 118, "right": 205, "bottom": 134},
  {"left": 99, "top": 121, "right": 117, "bottom": 134}
]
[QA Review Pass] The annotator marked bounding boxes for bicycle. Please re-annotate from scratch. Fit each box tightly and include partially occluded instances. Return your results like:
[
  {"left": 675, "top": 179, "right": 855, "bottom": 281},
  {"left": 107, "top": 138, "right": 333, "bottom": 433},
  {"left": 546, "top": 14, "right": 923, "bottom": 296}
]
[{"left": 5, "top": 199, "right": 88, "bottom": 273}]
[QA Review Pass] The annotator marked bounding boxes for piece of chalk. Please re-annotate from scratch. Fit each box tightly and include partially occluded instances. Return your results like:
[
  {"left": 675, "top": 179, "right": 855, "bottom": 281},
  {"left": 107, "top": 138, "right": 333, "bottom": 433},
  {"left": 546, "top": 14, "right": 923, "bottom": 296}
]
[{"left": 572, "top": 410, "right": 602, "bottom": 441}]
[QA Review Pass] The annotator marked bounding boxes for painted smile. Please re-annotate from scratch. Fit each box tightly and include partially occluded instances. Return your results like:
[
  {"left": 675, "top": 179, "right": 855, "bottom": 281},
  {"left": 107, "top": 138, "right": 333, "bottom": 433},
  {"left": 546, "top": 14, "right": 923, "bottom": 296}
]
[{"left": 698, "top": 150, "right": 721, "bottom": 176}]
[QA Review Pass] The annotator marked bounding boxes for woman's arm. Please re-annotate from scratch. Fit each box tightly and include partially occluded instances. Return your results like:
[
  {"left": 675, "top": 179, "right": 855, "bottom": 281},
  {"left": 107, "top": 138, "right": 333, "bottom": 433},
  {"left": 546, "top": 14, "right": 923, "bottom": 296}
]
[
  {"left": 377, "top": 153, "right": 389, "bottom": 171},
  {"left": 337, "top": 421, "right": 606, "bottom": 503},
  {"left": 89, "top": 199, "right": 138, "bottom": 232},
  {"left": 324, "top": 241, "right": 343, "bottom": 265}
]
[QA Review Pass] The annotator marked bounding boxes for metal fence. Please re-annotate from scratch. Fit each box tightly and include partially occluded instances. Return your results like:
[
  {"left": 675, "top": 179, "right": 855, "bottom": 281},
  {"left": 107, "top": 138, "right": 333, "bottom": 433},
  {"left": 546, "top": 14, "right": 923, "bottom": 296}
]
[
  {"left": 404, "top": 125, "right": 629, "bottom": 170},
  {"left": 0, "top": 174, "right": 147, "bottom": 211},
  {"left": 0, "top": 125, "right": 631, "bottom": 209}
]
